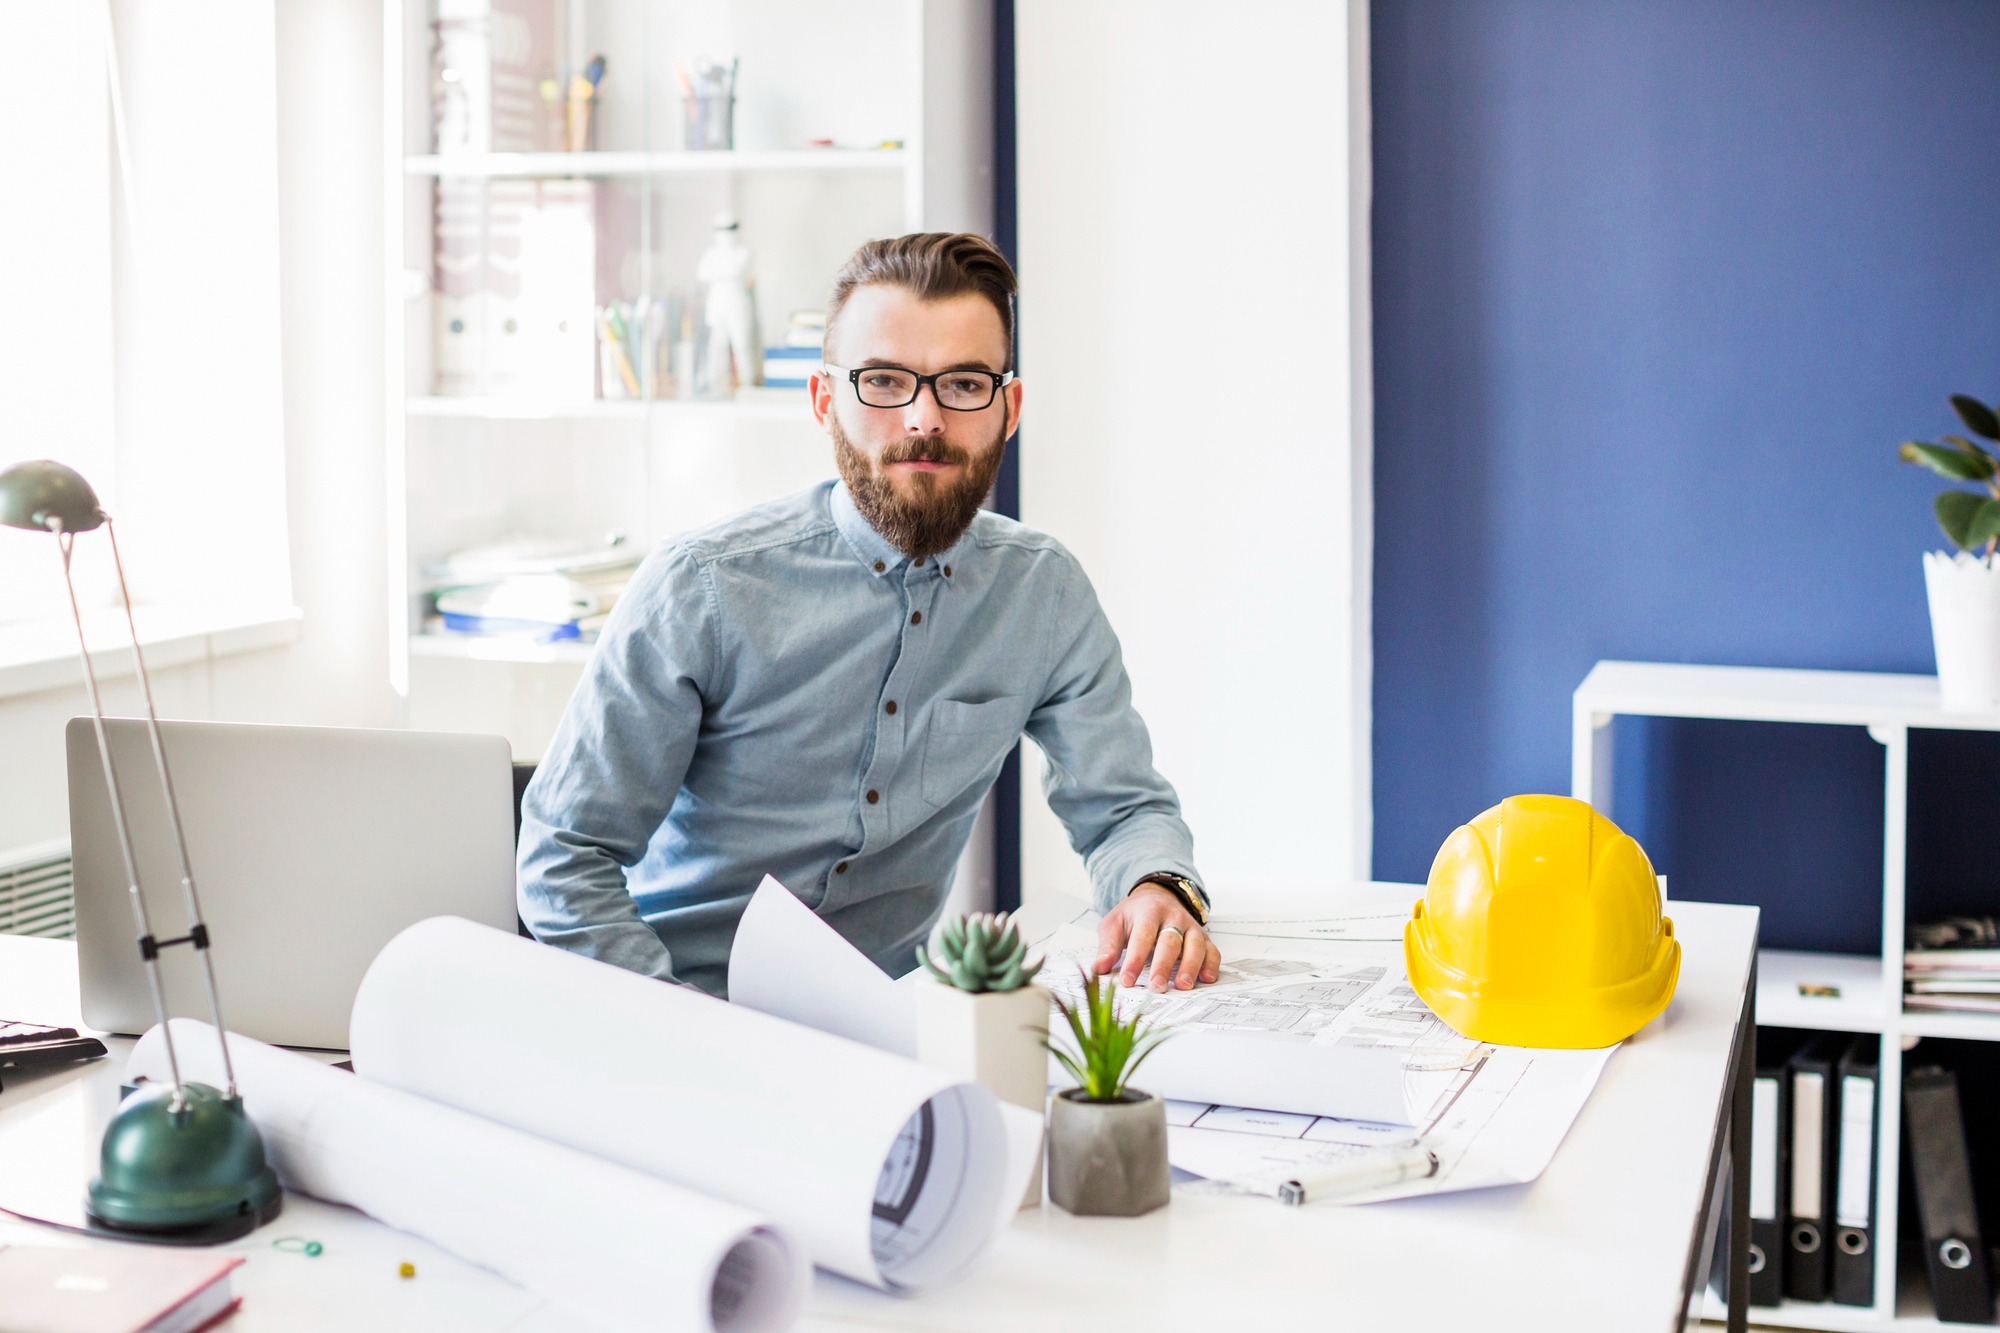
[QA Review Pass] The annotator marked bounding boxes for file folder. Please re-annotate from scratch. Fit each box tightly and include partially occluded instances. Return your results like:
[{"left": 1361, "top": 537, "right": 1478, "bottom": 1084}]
[
  {"left": 1707, "top": 1053, "right": 1788, "bottom": 1309},
  {"left": 1905, "top": 1064, "right": 1996, "bottom": 1325},
  {"left": 1784, "top": 1033, "right": 1846, "bottom": 1302},
  {"left": 1749, "top": 1057, "right": 1788, "bottom": 1307},
  {"left": 1832, "top": 1035, "right": 1877, "bottom": 1307}
]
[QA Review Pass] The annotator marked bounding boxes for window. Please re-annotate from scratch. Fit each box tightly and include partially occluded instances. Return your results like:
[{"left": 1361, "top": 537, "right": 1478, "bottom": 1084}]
[{"left": 0, "top": 1, "right": 291, "bottom": 634}]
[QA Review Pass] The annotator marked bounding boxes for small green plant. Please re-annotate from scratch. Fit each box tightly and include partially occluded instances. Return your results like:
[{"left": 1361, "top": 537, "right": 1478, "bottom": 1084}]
[
  {"left": 1042, "top": 968, "right": 1172, "bottom": 1102},
  {"left": 916, "top": 912, "right": 1044, "bottom": 993},
  {"left": 1900, "top": 394, "right": 2000, "bottom": 560}
]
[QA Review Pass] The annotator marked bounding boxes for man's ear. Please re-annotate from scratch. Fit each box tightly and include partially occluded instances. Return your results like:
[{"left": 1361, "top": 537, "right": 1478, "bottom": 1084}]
[
  {"left": 1002, "top": 377, "right": 1024, "bottom": 440},
  {"left": 809, "top": 368, "right": 836, "bottom": 428}
]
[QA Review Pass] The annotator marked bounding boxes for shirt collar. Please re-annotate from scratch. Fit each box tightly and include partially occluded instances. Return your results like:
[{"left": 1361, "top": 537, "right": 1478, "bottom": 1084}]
[{"left": 828, "top": 479, "right": 971, "bottom": 579}]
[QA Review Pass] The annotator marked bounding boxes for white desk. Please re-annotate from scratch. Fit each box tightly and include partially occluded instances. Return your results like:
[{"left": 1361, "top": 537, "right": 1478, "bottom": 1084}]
[{"left": 0, "top": 890, "right": 1757, "bottom": 1333}]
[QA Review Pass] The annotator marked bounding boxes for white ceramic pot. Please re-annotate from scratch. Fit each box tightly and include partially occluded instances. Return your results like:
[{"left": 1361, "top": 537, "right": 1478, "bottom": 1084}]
[
  {"left": 914, "top": 977, "right": 1050, "bottom": 1207},
  {"left": 1923, "top": 551, "right": 2000, "bottom": 711}
]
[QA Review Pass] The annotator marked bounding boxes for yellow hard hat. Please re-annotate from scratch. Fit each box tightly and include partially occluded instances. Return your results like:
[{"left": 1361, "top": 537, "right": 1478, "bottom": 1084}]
[{"left": 1404, "top": 794, "right": 1679, "bottom": 1049}]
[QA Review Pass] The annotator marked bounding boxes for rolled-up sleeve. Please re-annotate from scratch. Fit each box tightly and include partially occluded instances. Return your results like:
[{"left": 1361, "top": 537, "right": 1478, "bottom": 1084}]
[
  {"left": 1023, "top": 557, "right": 1203, "bottom": 914},
  {"left": 516, "top": 545, "right": 715, "bottom": 979}
]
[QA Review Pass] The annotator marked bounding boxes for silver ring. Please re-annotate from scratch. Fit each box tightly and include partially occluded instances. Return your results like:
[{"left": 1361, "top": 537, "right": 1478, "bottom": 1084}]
[{"left": 1158, "top": 925, "right": 1184, "bottom": 939}]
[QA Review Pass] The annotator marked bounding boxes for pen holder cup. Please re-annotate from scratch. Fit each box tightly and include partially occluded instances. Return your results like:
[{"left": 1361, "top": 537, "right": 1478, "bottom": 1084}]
[
  {"left": 563, "top": 91, "right": 599, "bottom": 153},
  {"left": 683, "top": 94, "right": 734, "bottom": 151}
]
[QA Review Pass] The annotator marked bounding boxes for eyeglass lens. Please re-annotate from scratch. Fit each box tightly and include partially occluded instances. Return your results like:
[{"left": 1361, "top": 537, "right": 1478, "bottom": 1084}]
[{"left": 853, "top": 368, "right": 999, "bottom": 411}]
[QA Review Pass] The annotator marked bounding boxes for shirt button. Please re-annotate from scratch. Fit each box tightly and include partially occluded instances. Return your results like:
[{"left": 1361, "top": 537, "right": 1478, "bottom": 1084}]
[
  {"left": 943, "top": 565, "right": 952, "bottom": 577},
  {"left": 873, "top": 561, "right": 885, "bottom": 573},
  {"left": 866, "top": 790, "right": 880, "bottom": 804},
  {"left": 885, "top": 701, "right": 897, "bottom": 715},
  {"left": 835, "top": 861, "right": 849, "bottom": 874},
  {"left": 910, "top": 611, "right": 922, "bottom": 625},
  {"left": 914, "top": 558, "right": 925, "bottom": 567}
]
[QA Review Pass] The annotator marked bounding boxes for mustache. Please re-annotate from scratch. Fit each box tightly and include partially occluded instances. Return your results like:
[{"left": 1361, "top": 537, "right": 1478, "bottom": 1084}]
[{"left": 878, "top": 437, "right": 969, "bottom": 467}]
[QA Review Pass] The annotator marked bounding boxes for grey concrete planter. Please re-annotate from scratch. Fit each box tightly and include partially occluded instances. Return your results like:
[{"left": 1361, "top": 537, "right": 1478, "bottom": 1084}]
[{"left": 1046, "top": 1088, "right": 1170, "bottom": 1217}]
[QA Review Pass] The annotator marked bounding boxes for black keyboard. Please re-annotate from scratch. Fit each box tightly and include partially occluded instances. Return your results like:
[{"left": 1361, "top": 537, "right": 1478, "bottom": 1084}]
[
  {"left": 0, "top": 1020, "right": 80, "bottom": 1046},
  {"left": 0, "top": 1019, "right": 107, "bottom": 1091}
]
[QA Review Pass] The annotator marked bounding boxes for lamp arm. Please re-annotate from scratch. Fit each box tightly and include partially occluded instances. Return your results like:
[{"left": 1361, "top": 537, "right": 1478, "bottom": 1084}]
[
  {"left": 104, "top": 520, "right": 239, "bottom": 1100},
  {"left": 54, "top": 527, "right": 186, "bottom": 1105}
]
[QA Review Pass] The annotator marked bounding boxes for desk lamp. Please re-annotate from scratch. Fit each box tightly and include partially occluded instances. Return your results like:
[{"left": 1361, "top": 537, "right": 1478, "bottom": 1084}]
[{"left": 0, "top": 460, "right": 279, "bottom": 1241}]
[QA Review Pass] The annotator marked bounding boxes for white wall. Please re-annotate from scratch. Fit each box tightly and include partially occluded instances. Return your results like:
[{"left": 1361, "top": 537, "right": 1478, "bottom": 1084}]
[
  {"left": 1015, "top": 1, "right": 1373, "bottom": 903},
  {"left": 0, "top": 0, "right": 397, "bottom": 857}
]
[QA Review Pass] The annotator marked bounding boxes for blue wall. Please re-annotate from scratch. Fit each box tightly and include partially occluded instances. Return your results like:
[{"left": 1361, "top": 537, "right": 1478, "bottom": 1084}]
[{"left": 1371, "top": 0, "right": 2000, "bottom": 950}]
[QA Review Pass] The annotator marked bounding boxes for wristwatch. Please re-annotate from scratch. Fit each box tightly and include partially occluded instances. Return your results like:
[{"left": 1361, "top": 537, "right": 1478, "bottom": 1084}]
[{"left": 1132, "top": 872, "right": 1208, "bottom": 927}]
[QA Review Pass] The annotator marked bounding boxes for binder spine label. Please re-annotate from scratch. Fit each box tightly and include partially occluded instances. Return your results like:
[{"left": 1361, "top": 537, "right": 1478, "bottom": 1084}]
[
  {"left": 1835, "top": 1074, "right": 1874, "bottom": 1229},
  {"left": 1792, "top": 1071, "right": 1824, "bottom": 1216},
  {"left": 1750, "top": 1076, "right": 1779, "bottom": 1221}
]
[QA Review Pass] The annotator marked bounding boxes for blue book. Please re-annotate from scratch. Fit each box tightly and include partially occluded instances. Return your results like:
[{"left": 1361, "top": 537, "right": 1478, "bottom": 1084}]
[{"left": 762, "top": 347, "right": 819, "bottom": 388}]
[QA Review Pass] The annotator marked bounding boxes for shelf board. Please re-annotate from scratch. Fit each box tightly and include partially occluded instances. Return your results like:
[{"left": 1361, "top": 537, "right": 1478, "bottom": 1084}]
[
  {"left": 1758, "top": 949, "right": 1889, "bottom": 1033},
  {"left": 406, "top": 394, "right": 812, "bottom": 424},
  {"left": 1576, "top": 661, "right": 2000, "bottom": 732},
  {"left": 405, "top": 148, "right": 906, "bottom": 178},
  {"left": 409, "top": 633, "right": 594, "bottom": 666}
]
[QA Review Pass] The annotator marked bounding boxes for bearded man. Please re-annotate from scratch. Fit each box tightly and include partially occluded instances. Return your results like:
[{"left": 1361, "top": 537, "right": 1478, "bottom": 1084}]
[{"left": 517, "top": 232, "right": 1220, "bottom": 997}]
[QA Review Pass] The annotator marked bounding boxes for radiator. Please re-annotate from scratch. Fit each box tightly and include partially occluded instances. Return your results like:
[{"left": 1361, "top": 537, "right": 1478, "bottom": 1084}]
[{"left": 0, "top": 840, "right": 74, "bottom": 940}]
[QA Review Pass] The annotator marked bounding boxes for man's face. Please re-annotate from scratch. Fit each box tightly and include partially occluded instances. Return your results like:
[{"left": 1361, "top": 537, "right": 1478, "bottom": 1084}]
[{"left": 810, "top": 285, "right": 1025, "bottom": 560}]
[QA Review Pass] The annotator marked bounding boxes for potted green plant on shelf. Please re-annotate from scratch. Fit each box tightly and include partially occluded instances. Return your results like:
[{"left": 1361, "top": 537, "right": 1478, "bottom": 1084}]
[
  {"left": 1040, "top": 969, "right": 1173, "bottom": 1217},
  {"left": 914, "top": 913, "right": 1050, "bottom": 1208},
  {"left": 1899, "top": 393, "right": 2000, "bottom": 711}
]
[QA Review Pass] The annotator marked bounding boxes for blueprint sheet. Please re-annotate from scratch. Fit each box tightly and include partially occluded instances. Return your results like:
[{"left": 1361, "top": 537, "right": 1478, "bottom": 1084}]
[{"left": 1029, "top": 910, "right": 1617, "bottom": 1203}]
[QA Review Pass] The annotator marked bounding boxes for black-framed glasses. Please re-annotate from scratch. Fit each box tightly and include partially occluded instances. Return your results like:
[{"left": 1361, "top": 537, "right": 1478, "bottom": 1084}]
[{"left": 825, "top": 363, "right": 1014, "bottom": 412}]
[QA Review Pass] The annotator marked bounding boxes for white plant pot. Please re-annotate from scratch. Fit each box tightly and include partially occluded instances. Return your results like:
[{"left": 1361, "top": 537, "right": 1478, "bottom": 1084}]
[
  {"left": 914, "top": 977, "right": 1049, "bottom": 1208},
  {"left": 1924, "top": 551, "right": 2000, "bottom": 712}
]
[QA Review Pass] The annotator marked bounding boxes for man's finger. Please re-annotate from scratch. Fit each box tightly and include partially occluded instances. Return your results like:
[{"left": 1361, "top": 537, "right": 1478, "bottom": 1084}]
[
  {"left": 1147, "top": 926, "right": 1184, "bottom": 992},
  {"left": 1202, "top": 937, "right": 1223, "bottom": 985},
  {"left": 1174, "top": 926, "right": 1212, "bottom": 990},
  {"left": 1093, "top": 910, "right": 1128, "bottom": 974},
  {"left": 1120, "top": 918, "right": 1161, "bottom": 987}
]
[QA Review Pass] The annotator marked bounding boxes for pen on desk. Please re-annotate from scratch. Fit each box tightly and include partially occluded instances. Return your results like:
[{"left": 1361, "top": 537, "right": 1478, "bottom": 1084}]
[{"left": 1276, "top": 1144, "right": 1438, "bottom": 1206}]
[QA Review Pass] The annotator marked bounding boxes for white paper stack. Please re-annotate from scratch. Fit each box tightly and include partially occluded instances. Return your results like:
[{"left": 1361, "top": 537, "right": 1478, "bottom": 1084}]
[{"left": 128, "top": 1020, "right": 805, "bottom": 1333}]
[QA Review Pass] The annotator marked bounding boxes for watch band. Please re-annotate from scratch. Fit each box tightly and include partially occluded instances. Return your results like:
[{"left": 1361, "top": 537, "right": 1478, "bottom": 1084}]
[{"left": 1133, "top": 873, "right": 1208, "bottom": 926}]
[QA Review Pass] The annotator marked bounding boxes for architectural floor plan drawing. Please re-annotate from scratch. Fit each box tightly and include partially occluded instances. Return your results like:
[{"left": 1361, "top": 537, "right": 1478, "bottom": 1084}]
[{"left": 1026, "top": 908, "right": 1618, "bottom": 1203}]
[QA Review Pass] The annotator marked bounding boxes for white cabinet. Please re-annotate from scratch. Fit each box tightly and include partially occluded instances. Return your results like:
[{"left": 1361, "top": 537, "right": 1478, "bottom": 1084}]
[{"left": 1573, "top": 659, "right": 2000, "bottom": 1330}]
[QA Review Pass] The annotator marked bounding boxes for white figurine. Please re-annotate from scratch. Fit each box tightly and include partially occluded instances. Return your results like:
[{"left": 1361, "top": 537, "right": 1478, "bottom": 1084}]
[{"left": 695, "top": 214, "right": 760, "bottom": 397}]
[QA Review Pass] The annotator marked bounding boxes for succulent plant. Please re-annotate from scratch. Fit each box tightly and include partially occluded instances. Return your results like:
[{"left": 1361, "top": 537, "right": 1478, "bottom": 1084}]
[
  {"left": 916, "top": 911, "right": 1045, "bottom": 993},
  {"left": 1043, "top": 968, "right": 1172, "bottom": 1102}
]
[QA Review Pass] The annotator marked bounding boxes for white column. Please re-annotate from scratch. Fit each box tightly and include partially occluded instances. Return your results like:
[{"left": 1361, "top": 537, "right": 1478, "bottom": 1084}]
[{"left": 1014, "top": 0, "right": 1372, "bottom": 903}]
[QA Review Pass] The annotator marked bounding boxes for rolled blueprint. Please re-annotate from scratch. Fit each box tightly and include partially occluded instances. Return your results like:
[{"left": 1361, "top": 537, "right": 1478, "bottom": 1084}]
[
  {"left": 349, "top": 916, "right": 1012, "bottom": 1291},
  {"left": 127, "top": 1020, "right": 805, "bottom": 1333}
]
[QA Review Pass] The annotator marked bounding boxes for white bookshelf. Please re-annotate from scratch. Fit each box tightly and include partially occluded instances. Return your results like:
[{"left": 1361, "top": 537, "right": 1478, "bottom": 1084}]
[
  {"left": 1573, "top": 660, "right": 2000, "bottom": 1331},
  {"left": 384, "top": 0, "right": 993, "bottom": 759},
  {"left": 405, "top": 392, "right": 809, "bottom": 422},
  {"left": 405, "top": 148, "right": 906, "bottom": 176}
]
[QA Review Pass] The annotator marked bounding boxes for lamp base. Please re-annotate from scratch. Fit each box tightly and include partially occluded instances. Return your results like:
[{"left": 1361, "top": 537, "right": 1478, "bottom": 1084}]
[{"left": 85, "top": 1082, "right": 282, "bottom": 1241}]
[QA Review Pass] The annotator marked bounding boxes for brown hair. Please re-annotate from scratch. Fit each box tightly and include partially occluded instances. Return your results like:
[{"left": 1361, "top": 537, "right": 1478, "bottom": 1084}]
[{"left": 825, "top": 232, "right": 1017, "bottom": 367}]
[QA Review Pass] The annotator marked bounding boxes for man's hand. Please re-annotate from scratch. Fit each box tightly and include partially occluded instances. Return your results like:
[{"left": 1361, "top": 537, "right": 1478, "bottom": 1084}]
[{"left": 1094, "top": 883, "right": 1221, "bottom": 992}]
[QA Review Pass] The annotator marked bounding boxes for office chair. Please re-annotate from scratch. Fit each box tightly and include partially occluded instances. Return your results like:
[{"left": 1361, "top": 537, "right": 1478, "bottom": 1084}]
[{"left": 513, "top": 761, "right": 536, "bottom": 938}]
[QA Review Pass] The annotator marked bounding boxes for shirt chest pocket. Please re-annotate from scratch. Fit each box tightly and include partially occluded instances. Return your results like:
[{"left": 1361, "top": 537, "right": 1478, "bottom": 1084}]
[{"left": 921, "top": 696, "right": 1026, "bottom": 808}]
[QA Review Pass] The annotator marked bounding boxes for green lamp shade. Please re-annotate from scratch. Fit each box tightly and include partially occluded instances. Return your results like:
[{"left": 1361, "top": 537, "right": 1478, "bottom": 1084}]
[
  {"left": 0, "top": 460, "right": 105, "bottom": 534},
  {"left": 87, "top": 1082, "right": 281, "bottom": 1237}
]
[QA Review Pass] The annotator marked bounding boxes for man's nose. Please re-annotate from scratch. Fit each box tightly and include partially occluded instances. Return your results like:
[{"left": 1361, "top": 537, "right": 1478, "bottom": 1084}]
[{"left": 900, "top": 381, "right": 948, "bottom": 435}]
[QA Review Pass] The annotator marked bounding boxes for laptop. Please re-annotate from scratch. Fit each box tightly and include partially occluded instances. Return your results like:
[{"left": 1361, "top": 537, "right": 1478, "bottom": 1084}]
[{"left": 68, "top": 718, "right": 516, "bottom": 1049}]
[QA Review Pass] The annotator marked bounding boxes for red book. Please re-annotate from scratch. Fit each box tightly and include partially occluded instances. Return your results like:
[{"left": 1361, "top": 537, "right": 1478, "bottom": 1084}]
[{"left": 0, "top": 1245, "right": 243, "bottom": 1333}]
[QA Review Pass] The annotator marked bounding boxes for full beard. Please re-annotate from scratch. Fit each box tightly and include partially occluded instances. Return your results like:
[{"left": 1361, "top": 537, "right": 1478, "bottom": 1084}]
[{"left": 831, "top": 408, "right": 1008, "bottom": 560}]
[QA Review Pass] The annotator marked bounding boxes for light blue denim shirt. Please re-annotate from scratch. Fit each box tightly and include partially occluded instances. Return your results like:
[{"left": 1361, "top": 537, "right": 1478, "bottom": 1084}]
[{"left": 517, "top": 479, "right": 1201, "bottom": 995}]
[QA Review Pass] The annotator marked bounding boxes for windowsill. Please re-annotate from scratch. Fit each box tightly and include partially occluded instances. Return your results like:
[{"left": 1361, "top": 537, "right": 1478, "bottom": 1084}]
[{"left": 0, "top": 605, "right": 304, "bottom": 701}]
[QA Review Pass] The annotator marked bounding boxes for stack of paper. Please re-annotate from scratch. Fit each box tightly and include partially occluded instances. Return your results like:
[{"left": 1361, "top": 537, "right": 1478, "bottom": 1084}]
[
  {"left": 425, "top": 538, "right": 640, "bottom": 643},
  {"left": 1906, "top": 917, "right": 2000, "bottom": 1013}
]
